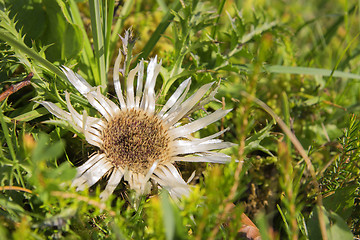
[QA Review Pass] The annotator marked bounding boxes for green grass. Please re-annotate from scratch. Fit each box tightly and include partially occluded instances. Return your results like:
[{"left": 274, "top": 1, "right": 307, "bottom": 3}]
[{"left": 0, "top": 0, "right": 360, "bottom": 239}]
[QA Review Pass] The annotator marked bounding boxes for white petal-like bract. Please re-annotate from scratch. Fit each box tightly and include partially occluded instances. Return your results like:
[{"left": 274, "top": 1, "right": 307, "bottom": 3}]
[{"left": 40, "top": 40, "right": 233, "bottom": 201}]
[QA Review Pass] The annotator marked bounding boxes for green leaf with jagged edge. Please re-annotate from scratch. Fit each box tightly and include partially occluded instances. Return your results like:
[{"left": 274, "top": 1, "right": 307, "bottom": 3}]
[
  {"left": 31, "top": 133, "right": 64, "bottom": 164},
  {"left": 29, "top": 133, "right": 76, "bottom": 200},
  {"left": 6, "top": 0, "right": 83, "bottom": 62},
  {"left": 0, "top": 9, "right": 66, "bottom": 79},
  {"left": 6, "top": 0, "right": 47, "bottom": 46},
  {"left": 244, "top": 121, "right": 275, "bottom": 156}
]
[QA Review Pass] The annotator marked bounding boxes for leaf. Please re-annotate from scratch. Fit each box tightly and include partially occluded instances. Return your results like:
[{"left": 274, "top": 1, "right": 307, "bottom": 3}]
[
  {"left": 6, "top": 0, "right": 83, "bottom": 62},
  {"left": 62, "top": 20, "right": 83, "bottom": 60},
  {"left": 323, "top": 184, "right": 357, "bottom": 220},
  {"left": 0, "top": 196, "right": 25, "bottom": 220},
  {"left": 0, "top": 224, "right": 9, "bottom": 240},
  {"left": 138, "top": 1, "right": 182, "bottom": 60},
  {"left": 7, "top": 0, "right": 47, "bottom": 46},
  {"left": 0, "top": 10, "right": 66, "bottom": 80},
  {"left": 244, "top": 122, "right": 274, "bottom": 156},
  {"left": 32, "top": 133, "right": 64, "bottom": 163},
  {"left": 264, "top": 65, "right": 360, "bottom": 80},
  {"left": 239, "top": 213, "right": 261, "bottom": 240},
  {"left": 160, "top": 191, "right": 186, "bottom": 240},
  {"left": 43, "top": 162, "right": 76, "bottom": 182},
  {"left": 11, "top": 106, "right": 49, "bottom": 122},
  {"left": 42, "top": 0, "right": 83, "bottom": 61},
  {"left": 240, "top": 21, "right": 278, "bottom": 45},
  {"left": 307, "top": 206, "right": 354, "bottom": 240},
  {"left": 255, "top": 211, "right": 272, "bottom": 240},
  {"left": 88, "top": 0, "right": 106, "bottom": 88},
  {"left": 160, "top": 191, "right": 175, "bottom": 240}
]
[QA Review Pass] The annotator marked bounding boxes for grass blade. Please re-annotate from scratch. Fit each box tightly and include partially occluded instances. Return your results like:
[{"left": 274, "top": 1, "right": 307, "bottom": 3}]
[
  {"left": 105, "top": 0, "right": 115, "bottom": 70},
  {"left": 264, "top": 65, "right": 360, "bottom": 80},
  {"left": 68, "top": 0, "right": 98, "bottom": 85},
  {"left": 89, "top": 0, "right": 107, "bottom": 90},
  {"left": 0, "top": 108, "right": 25, "bottom": 187},
  {"left": 137, "top": 1, "right": 182, "bottom": 60}
]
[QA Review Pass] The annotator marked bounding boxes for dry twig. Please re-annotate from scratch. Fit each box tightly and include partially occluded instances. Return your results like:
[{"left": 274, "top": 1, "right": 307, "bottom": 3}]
[{"left": 0, "top": 72, "right": 33, "bottom": 102}]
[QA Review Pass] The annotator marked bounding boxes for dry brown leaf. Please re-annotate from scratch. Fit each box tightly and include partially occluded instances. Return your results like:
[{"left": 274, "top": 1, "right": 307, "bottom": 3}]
[{"left": 238, "top": 213, "right": 262, "bottom": 240}]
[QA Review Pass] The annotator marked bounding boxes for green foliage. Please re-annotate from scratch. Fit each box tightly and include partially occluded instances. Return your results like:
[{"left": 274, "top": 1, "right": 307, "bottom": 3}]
[
  {"left": 321, "top": 114, "right": 360, "bottom": 235},
  {"left": 307, "top": 206, "right": 354, "bottom": 240},
  {"left": 321, "top": 115, "right": 360, "bottom": 191},
  {"left": 1, "top": 0, "right": 360, "bottom": 239},
  {"left": 7, "top": 0, "right": 84, "bottom": 62}
]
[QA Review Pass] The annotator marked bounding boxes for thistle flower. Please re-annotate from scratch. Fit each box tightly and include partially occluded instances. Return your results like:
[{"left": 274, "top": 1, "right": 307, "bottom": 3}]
[{"left": 40, "top": 42, "right": 234, "bottom": 200}]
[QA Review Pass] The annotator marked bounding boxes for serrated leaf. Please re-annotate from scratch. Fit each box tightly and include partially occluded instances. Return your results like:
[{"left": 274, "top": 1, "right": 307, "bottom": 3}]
[
  {"left": 32, "top": 133, "right": 64, "bottom": 163},
  {"left": 244, "top": 122, "right": 274, "bottom": 156},
  {"left": 0, "top": 196, "right": 25, "bottom": 219},
  {"left": 43, "top": 162, "right": 76, "bottom": 182},
  {"left": 7, "top": 0, "right": 47, "bottom": 46}
]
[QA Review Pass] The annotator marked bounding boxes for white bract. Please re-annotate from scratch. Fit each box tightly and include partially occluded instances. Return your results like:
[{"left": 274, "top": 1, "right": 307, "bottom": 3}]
[{"left": 40, "top": 47, "right": 234, "bottom": 200}]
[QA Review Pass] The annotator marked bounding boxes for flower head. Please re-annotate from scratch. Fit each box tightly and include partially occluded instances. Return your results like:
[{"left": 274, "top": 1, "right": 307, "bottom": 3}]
[{"left": 40, "top": 42, "right": 234, "bottom": 200}]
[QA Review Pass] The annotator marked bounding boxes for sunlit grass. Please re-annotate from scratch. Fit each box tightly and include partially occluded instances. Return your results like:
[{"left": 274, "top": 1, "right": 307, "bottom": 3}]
[{"left": 0, "top": 0, "right": 359, "bottom": 239}]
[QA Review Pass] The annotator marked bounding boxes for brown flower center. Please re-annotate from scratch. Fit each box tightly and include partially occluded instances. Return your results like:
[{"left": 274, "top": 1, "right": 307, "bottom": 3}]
[{"left": 101, "top": 109, "right": 170, "bottom": 174}]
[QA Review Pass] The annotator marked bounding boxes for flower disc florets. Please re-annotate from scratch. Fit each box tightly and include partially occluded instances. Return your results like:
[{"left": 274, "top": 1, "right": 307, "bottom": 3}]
[
  {"left": 102, "top": 109, "right": 170, "bottom": 174},
  {"left": 40, "top": 31, "right": 234, "bottom": 200}
]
